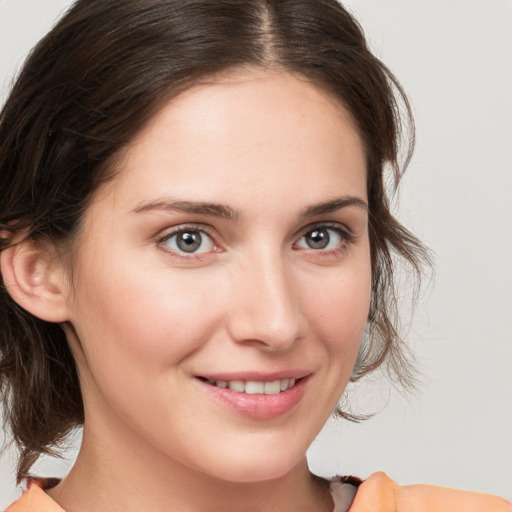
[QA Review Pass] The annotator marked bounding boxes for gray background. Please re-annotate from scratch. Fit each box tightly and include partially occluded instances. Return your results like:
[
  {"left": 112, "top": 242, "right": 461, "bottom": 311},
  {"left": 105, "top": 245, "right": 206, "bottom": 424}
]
[{"left": 1, "top": 0, "right": 511, "bottom": 506}]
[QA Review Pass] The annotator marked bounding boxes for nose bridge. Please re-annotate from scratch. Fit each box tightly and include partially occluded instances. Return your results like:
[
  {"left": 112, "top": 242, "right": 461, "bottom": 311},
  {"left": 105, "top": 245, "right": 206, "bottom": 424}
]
[{"left": 227, "top": 245, "right": 301, "bottom": 350}]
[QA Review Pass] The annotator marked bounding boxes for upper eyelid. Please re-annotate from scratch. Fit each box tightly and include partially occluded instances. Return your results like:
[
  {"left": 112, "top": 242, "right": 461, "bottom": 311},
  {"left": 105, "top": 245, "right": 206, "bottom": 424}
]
[
  {"left": 157, "top": 223, "right": 216, "bottom": 240},
  {"left": 296, "top": 221, "right": 354, "bottom": 239}
]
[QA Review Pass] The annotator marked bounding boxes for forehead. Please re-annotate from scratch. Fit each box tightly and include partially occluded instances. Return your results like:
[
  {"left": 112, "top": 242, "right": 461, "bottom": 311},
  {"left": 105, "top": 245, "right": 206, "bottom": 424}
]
[{"left": 90, "top": 68, "right": 367, "bottom": 216}]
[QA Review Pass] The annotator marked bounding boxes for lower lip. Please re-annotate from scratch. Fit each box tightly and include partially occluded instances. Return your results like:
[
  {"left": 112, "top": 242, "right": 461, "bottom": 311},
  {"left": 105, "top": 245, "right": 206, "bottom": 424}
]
[{"left": 197, "top": 377, "right": 309, "bottom": 420}]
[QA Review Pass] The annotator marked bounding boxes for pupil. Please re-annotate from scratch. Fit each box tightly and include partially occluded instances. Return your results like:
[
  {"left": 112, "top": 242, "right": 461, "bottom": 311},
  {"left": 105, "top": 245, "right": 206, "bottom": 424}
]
[
  {"left": 177, "top": 232, "right": 201, "bottom": 252},
  {"left": 308, "top": 229, "right": 329, "bottom": 249}
]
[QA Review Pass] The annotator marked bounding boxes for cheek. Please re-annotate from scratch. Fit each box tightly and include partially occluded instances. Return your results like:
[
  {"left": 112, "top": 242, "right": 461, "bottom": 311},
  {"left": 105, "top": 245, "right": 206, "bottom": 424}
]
[
  {"left": 69, "top": 258, "right": 224, "bottom": 379},
  {"left": 303, "top": 265, "right": 372, "bottom": 359}
]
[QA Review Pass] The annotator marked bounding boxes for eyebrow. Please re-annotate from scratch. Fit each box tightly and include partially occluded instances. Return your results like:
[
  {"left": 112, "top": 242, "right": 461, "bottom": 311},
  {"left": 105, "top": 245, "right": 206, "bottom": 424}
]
[
  {"left": 131, "top": 195, "right": 367, "bottom": 220},
  {"left": 301, "top": 196, "right": 368, "bottom": 217},
  {"left": 131, "top": 199, "right": 239, "bottom": 220}
]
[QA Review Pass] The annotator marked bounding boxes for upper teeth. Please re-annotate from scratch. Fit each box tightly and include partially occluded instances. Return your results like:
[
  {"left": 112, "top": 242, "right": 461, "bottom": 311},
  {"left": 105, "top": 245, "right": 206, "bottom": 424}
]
[{"left": 207, "top": 378, "right": 296, "bottom": 394}]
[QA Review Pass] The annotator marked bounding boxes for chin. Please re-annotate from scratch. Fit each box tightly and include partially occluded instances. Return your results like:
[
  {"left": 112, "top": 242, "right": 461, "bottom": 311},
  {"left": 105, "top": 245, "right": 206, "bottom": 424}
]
[
  {"left": 212, "top": 464, "right": 296, "bottom": 484},
  {"left": 198, "top": 444, "right": 306, "bottom": 484}
]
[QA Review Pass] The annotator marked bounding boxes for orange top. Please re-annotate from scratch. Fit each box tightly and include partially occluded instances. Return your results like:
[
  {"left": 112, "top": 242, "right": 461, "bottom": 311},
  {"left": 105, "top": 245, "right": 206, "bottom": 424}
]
[
  {"left": 6, "top": 472, "right": 511, "bottom": 512},
  {"left": 6, "top": 479, "right": 65, "bottom": 512},
  {"left": 347, "top": 472, "right": 511, "bottom": 512}
]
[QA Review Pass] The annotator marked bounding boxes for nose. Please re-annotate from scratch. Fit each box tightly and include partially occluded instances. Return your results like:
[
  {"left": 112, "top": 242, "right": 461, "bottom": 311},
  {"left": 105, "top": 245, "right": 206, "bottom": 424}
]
[{"left": 225, "top": 251, "right": 303, "bottom": 351}]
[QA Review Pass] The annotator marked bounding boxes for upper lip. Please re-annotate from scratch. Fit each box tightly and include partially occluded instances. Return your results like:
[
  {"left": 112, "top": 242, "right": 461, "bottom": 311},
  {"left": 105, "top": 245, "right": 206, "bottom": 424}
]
[{"left": 196, "top": 370, "right": 311, "bottom": 382}]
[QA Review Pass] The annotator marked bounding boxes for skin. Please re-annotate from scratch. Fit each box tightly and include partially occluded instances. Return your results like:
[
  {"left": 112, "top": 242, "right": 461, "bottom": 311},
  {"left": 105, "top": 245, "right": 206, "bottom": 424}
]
[{"left": 44, "top": 68, "right": 371, "bottom": 512}]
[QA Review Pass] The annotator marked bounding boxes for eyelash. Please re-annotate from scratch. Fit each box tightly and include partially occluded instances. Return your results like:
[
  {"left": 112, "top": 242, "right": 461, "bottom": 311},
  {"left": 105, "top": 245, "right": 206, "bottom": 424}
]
[
  {"left": 157, "top": 224, "right": 219, "bottom": 259},
  {"left": 156, "top": 223, "right": 354, "bottom": 259},
  {"left": 294, "top": 223, "right": 354, "bottom": 256}
]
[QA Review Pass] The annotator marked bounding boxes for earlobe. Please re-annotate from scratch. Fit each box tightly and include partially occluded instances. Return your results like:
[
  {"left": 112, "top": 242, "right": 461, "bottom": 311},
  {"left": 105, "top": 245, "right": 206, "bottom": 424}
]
[{"left": 0, "top": 242, "right": 70, "bottom": 323}]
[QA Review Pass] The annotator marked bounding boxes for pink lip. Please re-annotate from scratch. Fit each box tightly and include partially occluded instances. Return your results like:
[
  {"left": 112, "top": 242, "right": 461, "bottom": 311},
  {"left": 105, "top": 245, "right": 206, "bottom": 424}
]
[
  {"left": 196, "top": 373, "right": 311, "bottom": 421},
  {"left": 198, "top": 369, "right": 311, "bottom": 382}
]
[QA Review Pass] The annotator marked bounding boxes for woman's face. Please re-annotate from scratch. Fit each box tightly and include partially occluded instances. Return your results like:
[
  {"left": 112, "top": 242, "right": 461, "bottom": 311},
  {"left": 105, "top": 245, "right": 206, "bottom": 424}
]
[{"left": 63, "top": 68, "right": 371, "bottom": 483}]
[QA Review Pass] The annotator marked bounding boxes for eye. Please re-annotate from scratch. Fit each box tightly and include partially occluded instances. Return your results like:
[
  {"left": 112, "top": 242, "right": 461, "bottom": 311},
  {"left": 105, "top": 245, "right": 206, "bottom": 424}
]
[
  {"left": 295, "top": 225, "right": 350, "bottom": 251},
  {"left": 161, "top": 229, "right": 215, "bottom": 254}
]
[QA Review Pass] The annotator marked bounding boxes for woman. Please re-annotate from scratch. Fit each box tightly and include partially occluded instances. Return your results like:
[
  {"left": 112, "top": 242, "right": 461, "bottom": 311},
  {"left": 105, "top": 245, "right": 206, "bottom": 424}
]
[{"left": 0, "top": 1, "right": 509, "bottom": 510}]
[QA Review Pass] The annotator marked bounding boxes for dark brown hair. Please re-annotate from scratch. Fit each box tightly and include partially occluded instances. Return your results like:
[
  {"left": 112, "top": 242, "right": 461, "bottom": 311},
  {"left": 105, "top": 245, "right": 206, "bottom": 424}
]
[{"left": 0, "top": 0, "right": 428, "bottom": 481}]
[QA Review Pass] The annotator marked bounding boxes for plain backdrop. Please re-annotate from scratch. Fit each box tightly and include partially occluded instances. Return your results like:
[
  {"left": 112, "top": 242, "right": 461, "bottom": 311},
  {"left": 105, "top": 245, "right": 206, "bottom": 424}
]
[{"left": 1, "top": 0, "right": 511, "bottom": 507}]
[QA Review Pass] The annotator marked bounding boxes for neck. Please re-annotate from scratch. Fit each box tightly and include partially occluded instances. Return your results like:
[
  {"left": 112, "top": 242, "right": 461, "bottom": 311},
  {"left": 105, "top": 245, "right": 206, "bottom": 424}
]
[{"left": 47, "top": 425, "right": 333, "bottom": 512}]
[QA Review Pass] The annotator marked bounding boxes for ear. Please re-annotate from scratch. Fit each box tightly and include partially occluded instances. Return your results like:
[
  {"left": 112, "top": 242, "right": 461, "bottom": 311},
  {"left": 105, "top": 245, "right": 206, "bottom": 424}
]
[{"left": 1, "top": 241, "right": 70, "bottom": 323}]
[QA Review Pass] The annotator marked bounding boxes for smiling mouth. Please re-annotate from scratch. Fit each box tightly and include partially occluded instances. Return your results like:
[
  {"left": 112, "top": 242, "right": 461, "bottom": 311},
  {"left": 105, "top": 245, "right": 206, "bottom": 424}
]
[{"left": 197, "top": 377, "right": 299, "bottom": 395}]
